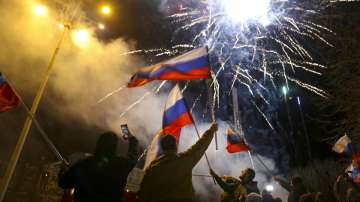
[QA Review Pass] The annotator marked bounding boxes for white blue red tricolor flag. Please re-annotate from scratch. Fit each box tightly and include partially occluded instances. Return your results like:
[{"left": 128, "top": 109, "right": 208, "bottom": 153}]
[
  {"left": 0, "top": 73, "right": 20, "bottom": 112},
  {"left": 226, "top": 127, "right": 250, "bottom": 153},
  {"left": 128, "top": 47, "right": 211, "bottom": 87},
  {"left": 333, "top": 134, "right": 360, "bottom": 163},
  {"left": 333, "top": 135, "right": 354, "bottom": 154},
  {"left": 144, "top": 85, "right": 194, "bottom": 169},
  {"left": 162, "top": 85, "right": 193, "bottom": 140}
]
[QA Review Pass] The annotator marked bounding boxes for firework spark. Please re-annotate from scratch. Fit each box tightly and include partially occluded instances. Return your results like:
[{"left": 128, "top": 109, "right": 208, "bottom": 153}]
[{"left": 101, "top": 0, "right": 337, "bottom": 131}]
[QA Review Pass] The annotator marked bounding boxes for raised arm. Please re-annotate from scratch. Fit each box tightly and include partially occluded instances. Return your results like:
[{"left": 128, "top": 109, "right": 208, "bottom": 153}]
[
  {"left": 181, "top": 123, "right": 218, "bottom": 165},
  {"left": 210, "top": 169, "right": 238, "bottom": 193},
  {"left": 274, "top": 176, "right": 291, "bottom": 192}
]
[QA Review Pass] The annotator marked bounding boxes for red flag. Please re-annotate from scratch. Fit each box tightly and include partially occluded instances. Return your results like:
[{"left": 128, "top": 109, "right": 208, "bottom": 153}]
[
  {"left": 0, "top": 74, "right": 20, "bottom": 112},
  {"left": 352, "top": 153, "right": 360, "bottom": 164},
  {"left": 226, "top": 128, "right": 250, "bottom": 153}
]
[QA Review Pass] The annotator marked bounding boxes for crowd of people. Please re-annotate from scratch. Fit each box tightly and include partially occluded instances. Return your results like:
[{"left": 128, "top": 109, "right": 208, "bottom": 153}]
[{"left": 57, "top": 123, "right": 360, "bottom": 202}]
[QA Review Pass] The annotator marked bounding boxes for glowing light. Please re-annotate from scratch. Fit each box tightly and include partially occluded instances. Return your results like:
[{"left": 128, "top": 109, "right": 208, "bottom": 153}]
[
  {"left": 101, "top": 5, "right": 111, "bottom": 15},
  {"left": 72, "top": 29, "right": 90, "bottom": 48},
  {"left": 224, "top": 0, "right": 271, "bottom": 24},
  {"left": 98, "top": 23, "right": 105, "bottom": 30},
  {"left": 297, "top": 96, "right": 301, "bottom": 105},
  {"left": 33, "top": 4, "right": 47, "bottom": 16},
  {"left": 265, "top": 184, "right": 274, "bottom": 192},
  {"left": 58, "top": 23, "right": 65, "bottom": 30},
  {"left": 282, "top": 86, "right": 288, "bottom": 95}
]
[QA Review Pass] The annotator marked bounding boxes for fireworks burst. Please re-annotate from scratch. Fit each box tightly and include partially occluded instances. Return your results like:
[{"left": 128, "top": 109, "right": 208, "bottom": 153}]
[{"left": 105, "top": 0, "right": 337, "bottom": 129}]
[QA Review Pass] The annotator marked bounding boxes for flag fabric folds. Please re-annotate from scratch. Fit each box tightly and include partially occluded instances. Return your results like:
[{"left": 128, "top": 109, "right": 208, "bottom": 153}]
[
  {"left": 162, "top": 85, "right": 193, "bottom": 140},
  {"left": 0, "top": 74, "right": 20, "bottom": 113},
  {"left": 226, "top": 127, "right": 250, "bottom": 153},
  {"left": 128, "top": 47, "right": 211, "bottom": 87},
  {"left": 144, "top": 85, "right": 194, "bottom": 169},
  {"left": 346, "top": 164, "right": 360, "bottom": 185},
  {"left": 332, "top": 134, "right": 353, "bottom": 153},
  {"left": 333, "top": 134, "right": 360, "bottom": 163}
]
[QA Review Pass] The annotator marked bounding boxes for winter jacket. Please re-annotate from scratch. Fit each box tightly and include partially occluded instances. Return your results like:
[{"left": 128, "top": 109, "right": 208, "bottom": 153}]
[
  {"left": 137, "top": 128, "right": 215, "bottom": 202},
  {"left": 212, "top": 174, "right": 260, "bottom": 202},
  {"left": 58, "top": 134, "right": 138, "bottom": 202}
]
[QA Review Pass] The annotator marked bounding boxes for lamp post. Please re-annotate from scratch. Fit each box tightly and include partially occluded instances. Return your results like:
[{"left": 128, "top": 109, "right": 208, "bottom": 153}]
[{"left": 0, "top": 9, "right": 71, "bottom": 200}]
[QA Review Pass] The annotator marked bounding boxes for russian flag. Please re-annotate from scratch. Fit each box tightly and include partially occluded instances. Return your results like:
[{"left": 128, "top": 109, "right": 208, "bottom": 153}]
[
  {"left": 162, "top": 85, "right": 193, "bottom": 141},
  {"left": 333, "top": 134, "right": 360, "bottom": 163},
  {"left": 143, "top": 85, "right": 193, "bottom": 169},
  {"left": 346, "top": 164, "right": 360, "bottom": 185},
  {"left": 0, "top": 73, "right": 20, "bottom": 113},
  {"left": 333, "top": 135, "right": 355, "bottom": 154},
  {"left": 128, "top": 47, "right": 211, "bottom": 87},
  {"left": 226, "top": 127, "right": 250, "bottom": 154}
]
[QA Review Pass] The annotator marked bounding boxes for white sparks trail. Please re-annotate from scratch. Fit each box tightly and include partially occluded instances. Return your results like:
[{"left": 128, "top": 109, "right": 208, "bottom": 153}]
[
  {"left": 96, "top": 85, "right": 126, "bottom": 105},
  {"left": 118, "top": 81, "right": 166, "bottom": 119},
  {"left": 117, "top": 0, "right": 338, "bottom": 129}
]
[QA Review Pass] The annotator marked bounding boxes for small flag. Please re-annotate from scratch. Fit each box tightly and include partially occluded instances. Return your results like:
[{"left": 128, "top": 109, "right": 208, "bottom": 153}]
[
  {"left": 143, "top": 85, "right": 194, "bottom": 169},
  {"left": 162, "top": 85, "right": 193, "bottom": 140},
  {"left": 128, "top": 47, "right": 211, "bottom": 87},
  {"left": 226, "top": 127, "right": 250, "bottom": 153},
  {"left": 347, "top": 164, "right": 360, "bottom": 185},
  {"left": 332, "top": 134, "right": 354, "bottom": 154},
  {"left": 0, "top": 73, "right": 20, "bottom": 113}
]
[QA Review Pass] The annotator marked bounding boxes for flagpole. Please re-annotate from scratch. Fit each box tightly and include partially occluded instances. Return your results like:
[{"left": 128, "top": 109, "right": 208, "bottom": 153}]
[
  {"left": 205, "top": 46, "right": 218, "bottom": 150},
  {"left": 231, "top": 87, "right": 255, "bottom": 169},
  {"left": 0, "top": 24, "right": 70, "bottom": 201},
  {"left": 5, "top": 77, "right": 68, "bottom": 165},
  {"left": 254, "top": 154, "right": 274, "bottom": 176},
  {"left": 179, "top": 83, "right": 216, "bottom": 184},
  {"left": 191, "top": 121, "right": 213, "bottom": 169}
]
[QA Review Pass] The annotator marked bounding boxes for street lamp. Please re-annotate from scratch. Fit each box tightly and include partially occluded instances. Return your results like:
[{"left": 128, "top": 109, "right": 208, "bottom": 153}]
[
  {"left": 98, "top": 23, "right": 105, "bottom": 30},
  {"left": 33, "top": 4, "right": 48, "bottom": 16},
  {"left": 0, "top": 17, "right": 71, "bottom": 202},
  {"left": 72, "top": 29, "right": 90, "bottom": 48},
  {"left": 100, "top": 5, "right": 111, "bottom": 15}
]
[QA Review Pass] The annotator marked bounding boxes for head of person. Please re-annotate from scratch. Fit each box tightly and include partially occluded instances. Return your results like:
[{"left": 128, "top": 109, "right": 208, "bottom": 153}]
[
  {"left": 94, "top": 132, "right": 118, "bottom": 157},
  {"left": 240, "top": 168, "right": 256, "bottom": 183},
  {"left": 299, "top": 193, "right": 315, "bottom": 202},
  {"left": 245, "top": 192, "right": 262, "bottom": 202},
  {"left": 160, "top": 134, "right": 177, "bottom": 154},
  {"left": 291, "top": 176, "right": 304, "bottom": 187}
]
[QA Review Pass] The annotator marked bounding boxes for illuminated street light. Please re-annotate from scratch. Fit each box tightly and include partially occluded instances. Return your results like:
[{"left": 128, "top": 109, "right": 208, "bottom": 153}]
[
  {"left": 100, "top": 5, "right": 111, "bottom": 15},
  {"left": 282, "top": 86, "right": 288, "bottom": 95},
  {"left": 58, "top": 23, "right": 65, "bottom": 30},
  {"left": 33, "top": 4, "right": 48, "bottom": 16},
  {"left": 98, "top": 23, "right": 105, "bottom": 30},
  {"left": 72, "top": 29, "right": 90, "bottom": 48}
]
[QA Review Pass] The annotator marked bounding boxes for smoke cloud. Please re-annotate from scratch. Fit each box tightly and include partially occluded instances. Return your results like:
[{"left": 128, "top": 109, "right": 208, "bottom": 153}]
[
  {"left": 178, "top": 122, "right": 288, "bottom": 201},
  {"left": 0, "top": 0, "right": 288, "bottom": 200},
  {"left": 0, "top": 0, "right": 165, "bottom": 145}
]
